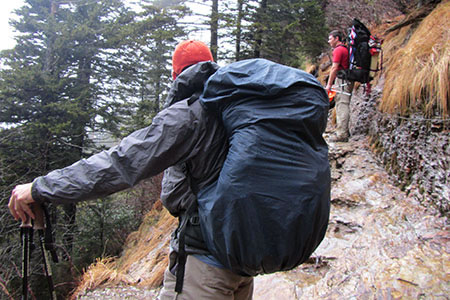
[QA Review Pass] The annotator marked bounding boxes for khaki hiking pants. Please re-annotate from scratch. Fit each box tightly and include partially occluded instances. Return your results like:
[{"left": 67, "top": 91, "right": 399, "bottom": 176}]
[
  {"left": 334, "top": 78, "right": 354, "bottom": 138},
  {"left": 159, "top": 254, "right": 254, "bottom": 300}
]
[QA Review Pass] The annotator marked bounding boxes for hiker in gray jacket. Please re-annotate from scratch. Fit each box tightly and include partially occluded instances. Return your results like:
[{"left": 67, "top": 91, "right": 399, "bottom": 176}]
[{"left": 8, "top": 40, "right": 254, "bottom": 300}]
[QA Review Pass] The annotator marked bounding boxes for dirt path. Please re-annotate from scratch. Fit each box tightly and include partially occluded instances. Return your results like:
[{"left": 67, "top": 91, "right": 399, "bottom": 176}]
[
  {"left": 253, "top": 136, "right": 449, "bottom": 299},
  {"left": 78, "top": 135, "right": 448, "bottom": 299}
]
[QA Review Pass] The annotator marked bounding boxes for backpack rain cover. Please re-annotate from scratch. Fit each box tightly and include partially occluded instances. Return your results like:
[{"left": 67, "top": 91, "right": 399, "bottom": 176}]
[{"left": 198, "top": 58, "right": 331, "bottom": 276}]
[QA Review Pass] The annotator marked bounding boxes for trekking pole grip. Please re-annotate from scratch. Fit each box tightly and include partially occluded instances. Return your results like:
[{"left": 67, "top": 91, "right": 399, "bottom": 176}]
[
  {"left": 32, "top": 203, "right": 45, "bottom": 230},
  {"left": 19, "top": 203, "right": 45, "bottom": 229},
  {"left": 20, "top": 214, "right": 32, "bottom": 229}
]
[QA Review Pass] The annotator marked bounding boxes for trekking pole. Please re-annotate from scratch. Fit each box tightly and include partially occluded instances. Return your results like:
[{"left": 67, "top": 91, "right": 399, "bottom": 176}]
[
  {"left": 33, "top": 203, "right": 58, "bottom": 300},
  {"left": 331, "top": 88, "right": 352, "bottom": 96},
  {"left": 20, "top": 215, "right": 32, "bottom": 300}
]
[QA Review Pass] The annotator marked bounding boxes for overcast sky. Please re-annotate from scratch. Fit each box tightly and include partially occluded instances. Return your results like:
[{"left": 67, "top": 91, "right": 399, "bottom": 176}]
[
  {"left": 1, "top": 1, "right": 24, "bottom": 50},
  {"left": 0, "top": 1, "right": 211, "bottom": 51}
]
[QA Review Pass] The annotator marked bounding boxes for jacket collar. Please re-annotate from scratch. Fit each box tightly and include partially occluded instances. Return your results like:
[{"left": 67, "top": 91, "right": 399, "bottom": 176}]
[{"left": 164, "top": 61, "right": 219, "bottom": 108}]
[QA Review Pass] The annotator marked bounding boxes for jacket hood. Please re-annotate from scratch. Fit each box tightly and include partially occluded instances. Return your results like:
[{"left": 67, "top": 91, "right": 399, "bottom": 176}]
[{"left": 164, "top": 61, "right": 219, "bottom": 108}]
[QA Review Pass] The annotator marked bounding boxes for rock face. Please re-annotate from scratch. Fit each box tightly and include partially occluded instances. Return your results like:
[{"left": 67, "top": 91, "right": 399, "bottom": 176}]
[{"left": 349, "top": 80, "right": 449, "bottom": 215}]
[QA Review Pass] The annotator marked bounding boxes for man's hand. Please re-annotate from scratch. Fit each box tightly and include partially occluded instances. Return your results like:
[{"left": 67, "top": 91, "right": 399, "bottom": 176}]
[
  {"left": 8, "top": 183, "right": 35, "bottom": 223},
  {"left": 326, "top": 62, "right": 340, "bottom": 94}
]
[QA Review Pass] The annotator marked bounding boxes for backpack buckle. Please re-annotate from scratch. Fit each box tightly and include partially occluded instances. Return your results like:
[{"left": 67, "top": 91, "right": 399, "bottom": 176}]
[{"left": 189, "top": 215, "right": 200, "bottom": 226}]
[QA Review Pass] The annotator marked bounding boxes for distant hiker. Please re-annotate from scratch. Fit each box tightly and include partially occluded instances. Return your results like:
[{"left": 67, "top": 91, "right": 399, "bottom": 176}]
[
  {"left": 325, "top": 30, "right": 354, "bottom": 142},
  {"left": 9, "top": 40, "right": 330, "bottom": 300}
]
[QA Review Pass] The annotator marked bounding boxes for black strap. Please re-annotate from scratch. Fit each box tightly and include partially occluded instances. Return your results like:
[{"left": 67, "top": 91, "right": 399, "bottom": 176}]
[
  {"left": 40, "top": 204, "right": 58, "bottom": 299},
  {"left": 174, "top": 200, "right": 198, "bottom": 293},
  {"left": 42, "top": 205, "right": 58, "bottom": 263},
  {"left": 174, "top": 162, "right": 199, "bottom": 294},
  {"left": 37, "top": 229, "right": 57, "bottom": 300}
]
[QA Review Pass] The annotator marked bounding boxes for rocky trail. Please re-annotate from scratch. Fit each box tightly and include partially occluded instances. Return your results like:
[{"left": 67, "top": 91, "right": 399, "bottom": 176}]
[
  {"left": 79, "top": 133, "right": 448, "bottom": 299},
  {"left": 253, "top": 135, "right": 448, "bottom": 299}
]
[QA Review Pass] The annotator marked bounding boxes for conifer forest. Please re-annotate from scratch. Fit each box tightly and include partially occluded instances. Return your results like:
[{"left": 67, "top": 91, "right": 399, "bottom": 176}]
[{"left": 0, "top": 0, "right": 448, "bottom": 299}]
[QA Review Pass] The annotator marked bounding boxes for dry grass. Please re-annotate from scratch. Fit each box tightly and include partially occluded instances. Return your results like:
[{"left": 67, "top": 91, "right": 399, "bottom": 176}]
[
  {"left": 305, "top": 63, "right": 317, "bottom": 75},
  {"left": 70, "top": 257, "right": 132, "bottom": 299},
  {"left": 116, "top": 201, "right": 176, "bottom": 288},
  {"left": 70, "top": 201, "right": 177, "bottom": 299},
  {"left": 380, "top": 1, "right": 450, "bottom": 116}
]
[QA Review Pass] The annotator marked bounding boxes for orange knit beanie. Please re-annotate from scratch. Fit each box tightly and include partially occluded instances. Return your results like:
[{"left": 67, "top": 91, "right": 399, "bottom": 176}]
[{"left": 172, "top": 40, "right": 214, "bottom": 80}]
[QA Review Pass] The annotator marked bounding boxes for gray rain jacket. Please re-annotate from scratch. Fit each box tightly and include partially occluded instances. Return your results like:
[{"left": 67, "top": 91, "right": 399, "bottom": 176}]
[{"left": 31, "top": 62, "right": 227, "bottom": 254}]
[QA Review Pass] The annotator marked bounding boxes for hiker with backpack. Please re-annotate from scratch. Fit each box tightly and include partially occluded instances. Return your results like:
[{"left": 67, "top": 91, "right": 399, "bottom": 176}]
[
  {"left": 8, "top": 40, "right": 249, "bottom": 299},
  {"left": 326, "top": 20, "right": 383, "bottom": 142},
  {"left": 9, "top": 40, "right": 331, "bottom": 300},
  {"left": 325, "top": 30, "right": 354, "bottom": 142}
]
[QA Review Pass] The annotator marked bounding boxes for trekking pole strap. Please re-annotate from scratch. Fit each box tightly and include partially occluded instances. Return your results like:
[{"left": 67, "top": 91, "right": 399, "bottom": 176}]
[
  {"left": 34, "top": 203, "right": 58, "bottom": 299},
  {"left": 42, "top": 204, "right": 58, "bottom": 263},
  {"left": 37, "top": 229, "right": 57, "bottom": 300}
]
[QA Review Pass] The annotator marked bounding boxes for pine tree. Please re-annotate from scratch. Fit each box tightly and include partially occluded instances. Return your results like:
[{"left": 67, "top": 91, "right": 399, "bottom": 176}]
[
  {"left": 0, "top": 0, "right": 136, "bottom": 297},
  {"left": 117, "top": 0, "right": 189, "bottom": 134},
  {"left": 249, "top": 0, "right": 328, "bottom": 67},
  {"left": 217, "top": 0, "right": 328, "bottom": 65}
]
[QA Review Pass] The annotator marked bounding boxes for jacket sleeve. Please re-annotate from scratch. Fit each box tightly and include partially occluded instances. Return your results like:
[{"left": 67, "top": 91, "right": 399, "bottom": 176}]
[{"left": 32, "top": 100, "right": 204, "bottom": 205}]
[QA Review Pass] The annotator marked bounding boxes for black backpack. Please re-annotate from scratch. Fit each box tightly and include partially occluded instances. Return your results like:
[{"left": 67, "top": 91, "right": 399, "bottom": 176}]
[{"left": 340, "top": 19, "right": 382, "bottom": 83}]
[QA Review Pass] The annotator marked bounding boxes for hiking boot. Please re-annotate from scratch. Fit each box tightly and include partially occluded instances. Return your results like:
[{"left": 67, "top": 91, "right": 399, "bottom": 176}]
[{"left": 328, "top": 134, "right": 349, "bottom": 143}]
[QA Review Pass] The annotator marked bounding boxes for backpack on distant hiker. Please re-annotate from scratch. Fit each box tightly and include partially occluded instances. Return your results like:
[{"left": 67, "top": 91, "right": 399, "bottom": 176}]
[
  {"left": 194, "top": 58, "right": 331, "bottom": 277},
  {"left": 339, "top": 18, "right": 383, "bottom": 84}
]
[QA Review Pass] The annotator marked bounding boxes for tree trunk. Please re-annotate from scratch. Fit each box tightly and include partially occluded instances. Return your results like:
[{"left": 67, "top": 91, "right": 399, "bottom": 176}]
[
  {"left": 235, "top": 0, "right": 243, "bottom": 61},
  {"left": 210, "top": 0, "right": 219, "bottom": 61},
  {"left": 254, "top": 0, "right": 267, "bottom": 58}
]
